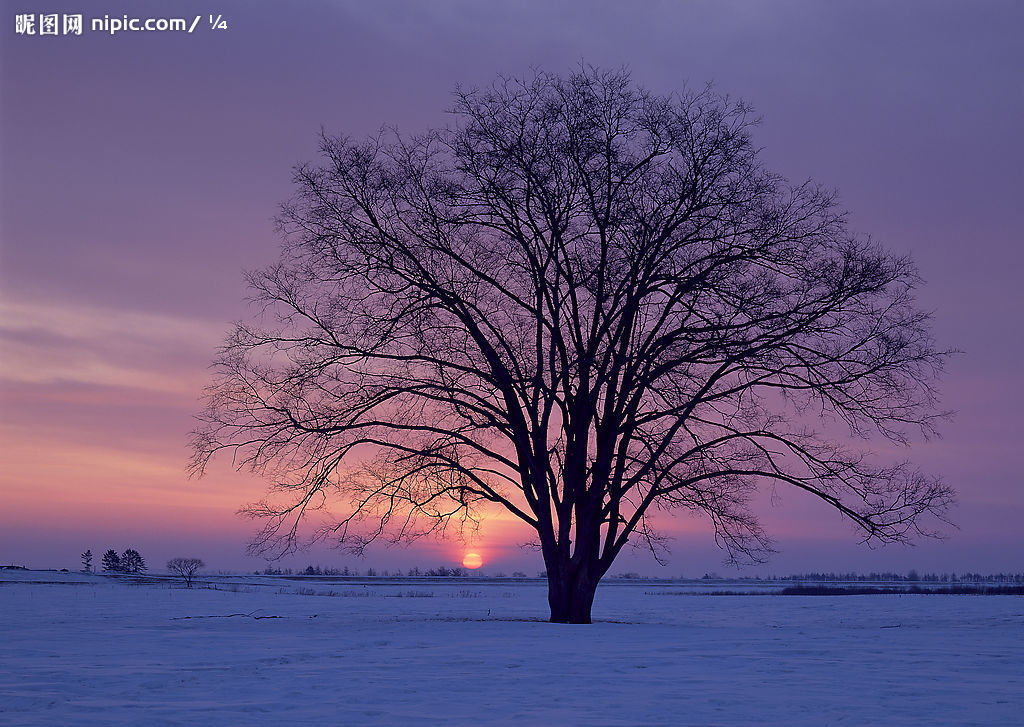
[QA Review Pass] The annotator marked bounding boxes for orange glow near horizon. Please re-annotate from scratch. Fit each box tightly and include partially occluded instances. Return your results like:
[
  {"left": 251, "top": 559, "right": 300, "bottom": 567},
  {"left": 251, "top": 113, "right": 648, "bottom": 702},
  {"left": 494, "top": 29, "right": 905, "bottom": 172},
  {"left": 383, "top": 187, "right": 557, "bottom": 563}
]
[{"left": 462, "top": 552, "right": 483, "bottom": 569}]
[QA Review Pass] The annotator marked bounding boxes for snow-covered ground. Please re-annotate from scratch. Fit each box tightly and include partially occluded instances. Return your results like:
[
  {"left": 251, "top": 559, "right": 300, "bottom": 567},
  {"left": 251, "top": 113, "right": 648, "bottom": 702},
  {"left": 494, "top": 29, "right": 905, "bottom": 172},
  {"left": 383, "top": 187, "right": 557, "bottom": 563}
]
[{"left": 1, "top": 570, "right": 1020, "bottom": 726}]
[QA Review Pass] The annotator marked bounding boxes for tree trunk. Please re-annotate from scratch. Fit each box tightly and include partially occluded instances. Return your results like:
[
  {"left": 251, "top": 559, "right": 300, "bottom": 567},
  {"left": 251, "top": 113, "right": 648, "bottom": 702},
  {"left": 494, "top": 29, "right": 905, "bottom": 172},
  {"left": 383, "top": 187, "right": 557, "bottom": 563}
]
[{"left": 547, "top": 562, "right": 600, "bottom": 624}]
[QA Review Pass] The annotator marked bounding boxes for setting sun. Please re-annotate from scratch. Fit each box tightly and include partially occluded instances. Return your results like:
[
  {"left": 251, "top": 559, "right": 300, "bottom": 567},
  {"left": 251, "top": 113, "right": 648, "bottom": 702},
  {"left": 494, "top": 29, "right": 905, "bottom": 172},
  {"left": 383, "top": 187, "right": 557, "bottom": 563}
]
[{"left": 462, "top": 552, "right": 483, "bottom": 569}]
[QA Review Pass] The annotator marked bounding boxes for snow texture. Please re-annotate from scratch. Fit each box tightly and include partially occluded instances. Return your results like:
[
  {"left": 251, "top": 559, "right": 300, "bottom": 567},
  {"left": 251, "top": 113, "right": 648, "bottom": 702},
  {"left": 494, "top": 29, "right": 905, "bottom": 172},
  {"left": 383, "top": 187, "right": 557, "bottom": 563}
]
[{"left": 1, "top": 570, "right": 1021, "bottom": 725}]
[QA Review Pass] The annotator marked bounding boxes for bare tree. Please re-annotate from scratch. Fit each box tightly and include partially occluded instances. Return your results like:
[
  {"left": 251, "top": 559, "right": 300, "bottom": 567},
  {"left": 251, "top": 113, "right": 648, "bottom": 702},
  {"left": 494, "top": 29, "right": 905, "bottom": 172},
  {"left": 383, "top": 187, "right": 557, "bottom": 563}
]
[
  {"left": 167, "top": 558, "right": 205, "bottom": 588},
  {"left": 191, "top": 67, "right": 953, "bottom": 623}
]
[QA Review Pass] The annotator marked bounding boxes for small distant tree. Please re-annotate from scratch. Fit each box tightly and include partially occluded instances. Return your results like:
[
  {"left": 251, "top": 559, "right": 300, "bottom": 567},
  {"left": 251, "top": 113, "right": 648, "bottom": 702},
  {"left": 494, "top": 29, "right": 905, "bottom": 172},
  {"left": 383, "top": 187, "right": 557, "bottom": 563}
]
[
  {"left": 120, "top": 549, "right": 147, "bottom": 574},
  {"left": 101, "top": 549, "right": 121, "bottom": 573},
  {"left": 81, "top": 549, "right": 93, "bottom": 573},
  {"left": 167, "top": 557, "right": 205, "bottom": 588}
]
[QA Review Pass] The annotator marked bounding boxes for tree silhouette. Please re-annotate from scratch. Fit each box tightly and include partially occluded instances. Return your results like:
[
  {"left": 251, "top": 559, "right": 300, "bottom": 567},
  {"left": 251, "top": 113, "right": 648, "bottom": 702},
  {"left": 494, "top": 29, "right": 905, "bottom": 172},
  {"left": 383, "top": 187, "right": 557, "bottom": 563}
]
[
  {"left": 192, "top": 67, "right": 953, "bottom": 623},
  {"left": 81, "top": 549, "right": 93, "bottom": 573},
  {"left": 166, "top": 558, "right": 204, "bottom": 588},
  {"left": 120, "top": 549, "right": 147, "bottom": 574},
  {"left": 101, "top": 549, "right": 121, "bottom": 573}
]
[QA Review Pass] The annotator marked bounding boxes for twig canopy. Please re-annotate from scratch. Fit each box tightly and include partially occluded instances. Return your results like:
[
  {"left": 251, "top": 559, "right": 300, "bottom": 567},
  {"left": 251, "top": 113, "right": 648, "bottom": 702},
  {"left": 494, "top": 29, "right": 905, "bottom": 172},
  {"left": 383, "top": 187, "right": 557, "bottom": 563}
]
[{"left": 191, "top": 67, "right": 952, "bottom": 622}]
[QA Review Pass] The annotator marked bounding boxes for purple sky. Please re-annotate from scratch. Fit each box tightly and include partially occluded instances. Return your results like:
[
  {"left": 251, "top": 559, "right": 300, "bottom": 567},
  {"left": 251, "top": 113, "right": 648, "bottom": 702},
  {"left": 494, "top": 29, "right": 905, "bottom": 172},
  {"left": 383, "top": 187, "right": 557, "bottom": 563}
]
[{"left": 2, "top": 0, "right": 1021, "bottom": 575}]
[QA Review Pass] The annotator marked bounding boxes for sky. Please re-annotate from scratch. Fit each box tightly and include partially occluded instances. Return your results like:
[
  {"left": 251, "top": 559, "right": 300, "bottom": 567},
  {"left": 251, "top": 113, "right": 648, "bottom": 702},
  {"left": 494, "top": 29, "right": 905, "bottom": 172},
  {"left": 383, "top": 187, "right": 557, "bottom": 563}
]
[{"left": 2, "top": 0, "right": 1021, "bottom": 576}]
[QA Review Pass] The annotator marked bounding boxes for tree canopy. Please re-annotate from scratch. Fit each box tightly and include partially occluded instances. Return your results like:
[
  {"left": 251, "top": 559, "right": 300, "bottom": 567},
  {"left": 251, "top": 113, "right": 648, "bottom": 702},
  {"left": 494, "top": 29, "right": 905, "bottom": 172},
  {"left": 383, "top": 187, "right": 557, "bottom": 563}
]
[{"left": 192, "top": 67, "right": 952, "bottom": 622}]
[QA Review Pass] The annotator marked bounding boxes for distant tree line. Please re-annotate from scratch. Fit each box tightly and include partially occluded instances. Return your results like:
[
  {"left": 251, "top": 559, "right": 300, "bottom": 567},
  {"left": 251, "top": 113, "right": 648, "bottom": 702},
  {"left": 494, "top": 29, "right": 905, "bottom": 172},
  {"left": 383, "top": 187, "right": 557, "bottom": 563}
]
[
  {"left": 243, "top": 565, "right": 1024, "bottom": 583},
  {"left": 779, "top": 583, "right": 1024, "bottom": 596},
  {"left": 82, "top": 548, "right": 147, "bottom": 574},
  {"left": 773, "top": 571, "right": 1024, "bottom": 584},
  {"left": 255, "top": 564, "right": 532, "bottom": 578},
  {"left": 258, "top": 565, "right": 353, "bottom": 576}
]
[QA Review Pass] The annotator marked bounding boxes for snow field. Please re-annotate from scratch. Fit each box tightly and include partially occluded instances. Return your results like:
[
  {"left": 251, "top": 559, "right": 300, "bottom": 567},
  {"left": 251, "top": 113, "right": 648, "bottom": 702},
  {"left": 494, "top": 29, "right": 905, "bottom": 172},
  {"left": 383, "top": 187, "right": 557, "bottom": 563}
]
[{"left": 1, "top": 572, "right": 1021, "bottom": 725}]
